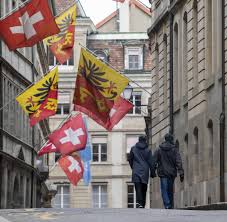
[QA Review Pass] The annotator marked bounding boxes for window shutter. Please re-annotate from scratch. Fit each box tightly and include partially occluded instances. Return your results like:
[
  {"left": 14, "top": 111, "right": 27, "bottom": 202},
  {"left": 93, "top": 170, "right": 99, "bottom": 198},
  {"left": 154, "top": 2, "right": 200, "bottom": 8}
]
[{"left": 125, "top": 48, "right": 129, "bottom": 69}]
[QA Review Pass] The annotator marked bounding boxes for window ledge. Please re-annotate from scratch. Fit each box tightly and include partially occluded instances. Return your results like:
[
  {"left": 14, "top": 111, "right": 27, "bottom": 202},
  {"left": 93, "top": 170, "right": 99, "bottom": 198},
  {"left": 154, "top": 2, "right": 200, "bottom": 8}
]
[
  {"left": 124, "top": 69, "right": 145, "bottom": 74},
  {"left": 91, "top": 162, "right": 112, "bottom": 166},
  {"left": 127, "top": 114, "right": 144, "bottom": 117},
  {"left": 206, "top": 75, "right": 215, "bottom": 90}
]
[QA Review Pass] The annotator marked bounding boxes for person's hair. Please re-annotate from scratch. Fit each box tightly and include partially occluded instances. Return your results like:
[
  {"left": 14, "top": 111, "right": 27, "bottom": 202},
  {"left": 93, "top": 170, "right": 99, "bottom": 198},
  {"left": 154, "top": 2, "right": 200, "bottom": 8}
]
[
  {"left": 139, "top": 135, "right": 147, "bottom": 142},
  {"left": 164, "top": 133, "right": 174, "bottom": 143}
]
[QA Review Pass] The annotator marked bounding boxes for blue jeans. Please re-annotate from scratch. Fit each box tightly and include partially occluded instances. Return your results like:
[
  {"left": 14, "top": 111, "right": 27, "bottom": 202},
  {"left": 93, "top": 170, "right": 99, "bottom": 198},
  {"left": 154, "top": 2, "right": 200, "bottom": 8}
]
[{"left": 160, "top": 177, "right": 175, "bottom": 209}]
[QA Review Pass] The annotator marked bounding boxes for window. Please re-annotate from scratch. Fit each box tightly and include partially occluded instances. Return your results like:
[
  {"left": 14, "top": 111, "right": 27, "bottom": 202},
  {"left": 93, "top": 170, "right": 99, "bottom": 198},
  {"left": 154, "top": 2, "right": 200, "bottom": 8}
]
[
  {"left": 184, "top": 134, "right": 188, "bottom": 184},
  {"left": 208, "top": 120, "right": 214, "bottom": 170},
  {"left": 125, "top": 47, "right": 143, "bottom": 70},
  {"left": 127, "top": 184, "right": 136, "bottom": 208},
  {"left": 92, "top": 143, "right": 107, "bottom": 162},
  {"left": 163, "top": 35, "right": 168, "bottom": 109},
  {"left": 92, "top": 184, "right": 107, "bottom": 208},
  {"left": 56, "top": 104, "right": 70, "bottom": 115},
  {"left": 193, "top": 127, "right": 199, "bottom": 180},
  {"left": 126, "top": 135, "right": 139, "bottom": 160},
  {"left": 183, "top": 12, "right": 188, "bottom": 97},
  {"left": 48, "top": 50, "right": 74, "bottom": 66},
  {"left": 52, "top": 185, "right": 70, "bottom": 208},
  {"left": 56, "top": 93, "right": 70, "bottom": 115},
  {"left": 128, "top": 93, "right": 141, "bottom": 115},
  {"left": 173, "top": 23, "right": 179, "bottom": 101},
  {"left": 55, "top": 152, "right": 61, "bottom": 162},
  {"left": 94, "top": 50, "right": 108, "bottom": 62}
]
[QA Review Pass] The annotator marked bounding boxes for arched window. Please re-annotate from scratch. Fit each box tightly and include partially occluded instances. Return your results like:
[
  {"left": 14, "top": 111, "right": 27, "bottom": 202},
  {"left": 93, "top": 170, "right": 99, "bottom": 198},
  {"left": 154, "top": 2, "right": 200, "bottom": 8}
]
[
  {"left": 155, "top": 43, "right": 159, "bottom": 114},
  {"left": 183, "top": 12, "right": 188, "bottom": 97},
  {"left": 163, "top": 34, "right": 168, "bottom": 109},
  {"left": 184, "top": 134, "right": 189, "bottom": 186},
  {"left": 208, "top": 120, "right": 214, "bottom": 171},
  {"left": 193, "top": 127, "right": 199, "bottom": 180},
  {"left": 173, "top": 23, "right": 179, "bottom": 101},
  {"left": 94, "top": 50, "right": 108, "bottom": 62},
  {"left": 193, "top": 0, "right": 198, "bottom": 87}
]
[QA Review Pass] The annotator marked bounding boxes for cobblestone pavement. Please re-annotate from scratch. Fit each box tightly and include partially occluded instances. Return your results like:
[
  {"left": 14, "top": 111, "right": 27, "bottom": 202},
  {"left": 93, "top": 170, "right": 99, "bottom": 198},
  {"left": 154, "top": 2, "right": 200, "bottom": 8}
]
[{"left": 0, "top": 208, "right": 227, "bottom": 222}]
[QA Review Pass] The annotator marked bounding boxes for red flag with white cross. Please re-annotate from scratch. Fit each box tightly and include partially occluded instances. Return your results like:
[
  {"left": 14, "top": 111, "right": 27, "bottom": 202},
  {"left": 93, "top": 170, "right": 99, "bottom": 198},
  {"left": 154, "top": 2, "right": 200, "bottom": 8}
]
[
  {"left": 105, "top": 97, "right": 133, "bottom": 131},
  {"left": 0, "top": 0, "right": 59, "bottom": 51},
  {"left": 37, "top": 140, "right": 58, "bottom": 156},
  {"left": 48, "top": 114, "right": 87, "bottom": 155},
  {"left": 58, "top": 155, "right": 84, "bottom": 186}
]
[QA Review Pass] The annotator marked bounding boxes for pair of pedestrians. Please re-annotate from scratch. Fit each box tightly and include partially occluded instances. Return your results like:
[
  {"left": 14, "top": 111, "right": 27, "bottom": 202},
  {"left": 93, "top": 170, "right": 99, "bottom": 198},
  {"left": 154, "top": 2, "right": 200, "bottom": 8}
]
[{"left": 128, "top": 133, "right": 184, "bottom": 209}]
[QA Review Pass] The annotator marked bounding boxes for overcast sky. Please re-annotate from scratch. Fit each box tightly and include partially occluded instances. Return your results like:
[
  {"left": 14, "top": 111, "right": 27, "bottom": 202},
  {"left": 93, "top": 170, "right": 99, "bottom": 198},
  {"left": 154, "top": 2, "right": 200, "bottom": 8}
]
[{"left": 79, "top": 0, "right": 150, "bottom": 25}]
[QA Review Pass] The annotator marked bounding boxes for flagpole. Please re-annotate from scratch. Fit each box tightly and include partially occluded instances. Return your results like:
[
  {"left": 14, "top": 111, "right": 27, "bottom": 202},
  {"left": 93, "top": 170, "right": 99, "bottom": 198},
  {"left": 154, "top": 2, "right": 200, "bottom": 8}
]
[{"left": 79, "top": 44, "right": 152, "bottom": 96}]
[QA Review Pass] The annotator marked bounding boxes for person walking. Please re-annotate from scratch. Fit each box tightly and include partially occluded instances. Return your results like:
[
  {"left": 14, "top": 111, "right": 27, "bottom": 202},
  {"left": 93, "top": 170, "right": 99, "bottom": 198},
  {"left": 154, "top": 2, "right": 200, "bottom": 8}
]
[
  {"left": 151, "top": 133, "right": 184, "bottom": 209},
  {"left": 128, "top": 135, "right": 153, "bottom": 208}
]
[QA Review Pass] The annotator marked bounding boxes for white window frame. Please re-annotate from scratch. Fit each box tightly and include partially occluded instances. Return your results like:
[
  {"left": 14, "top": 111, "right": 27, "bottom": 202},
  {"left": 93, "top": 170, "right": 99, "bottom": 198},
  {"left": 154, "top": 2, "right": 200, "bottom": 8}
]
[
  {"left": 126, "top": 135, "right": 139, "bottom": 154},
  {"left": 125, "top": 47, "right": 143, "bottom": 70},
  {"left": 56, "top": 103, "right": 70, "bottom": 115},
  {"left": 52, "top": 184, "right": 70, "bottom": 208},
  {"left": 49, "top": 51, "right": 74, "bottom": 71},
  {"left": 128, "top": 92, "right": 142, "bottom": 115},
  {"left": 127, "top": 183, "right": 136, "bottom": 208},
  {"left": 92, "top": 143, "right": 107, "bottom": 162},
  {"left": 92, "top": 184, "right": 108, "bottom": 208}
]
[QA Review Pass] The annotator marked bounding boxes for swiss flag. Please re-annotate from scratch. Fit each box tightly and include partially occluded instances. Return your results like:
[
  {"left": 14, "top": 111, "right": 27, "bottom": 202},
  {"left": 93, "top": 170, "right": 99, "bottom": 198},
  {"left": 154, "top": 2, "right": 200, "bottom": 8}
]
[
  {"left": 37, "top": 140, "right": 58, "bottom": 156},
  {"left": 58, "top": 155, "right": 84, "bottom": 186},
  {"left": 48, "top": 114, "right": 87, "bottom": 155},
  {"left": 0, "top": 0, "right": 60, "bottom": 51},
  {"left": 106, "top": 97, "right": 133, "bottom": 130}
]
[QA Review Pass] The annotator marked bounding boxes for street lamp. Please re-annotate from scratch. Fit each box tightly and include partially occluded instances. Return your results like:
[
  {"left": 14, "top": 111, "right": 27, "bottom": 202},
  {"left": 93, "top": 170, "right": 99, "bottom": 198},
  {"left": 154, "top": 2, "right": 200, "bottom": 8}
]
[{"left": 122, "top": 84, "right": 133, "bottom": 100}]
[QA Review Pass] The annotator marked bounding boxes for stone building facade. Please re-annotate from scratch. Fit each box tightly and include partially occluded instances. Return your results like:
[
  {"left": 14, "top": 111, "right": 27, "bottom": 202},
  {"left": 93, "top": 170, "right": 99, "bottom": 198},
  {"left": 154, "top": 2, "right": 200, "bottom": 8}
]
[
  {"left": 147, "top": 0, "right": 227, "bottom": 208},
  {"left": 48, "top": 0, "right": 152, "bottom": 208},
  {"left": 0, "top": 0, "right": 54, "bottom": 209}
]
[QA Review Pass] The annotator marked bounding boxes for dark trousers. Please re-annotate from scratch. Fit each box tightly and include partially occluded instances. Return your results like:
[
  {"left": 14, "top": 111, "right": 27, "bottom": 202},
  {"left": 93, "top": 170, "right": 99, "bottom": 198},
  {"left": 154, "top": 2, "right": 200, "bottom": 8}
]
[
  {"left": 160, "top": 177, "right": 175, "bottom": 209},
  {"left": 134, "top": 182, "right": 147, "bottom": 208}
]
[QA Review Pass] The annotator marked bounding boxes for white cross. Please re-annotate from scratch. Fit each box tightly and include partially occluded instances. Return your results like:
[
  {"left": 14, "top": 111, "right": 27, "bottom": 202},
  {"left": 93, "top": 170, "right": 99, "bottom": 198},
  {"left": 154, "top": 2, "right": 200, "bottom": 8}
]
[
  {"left": 67, "top": 156, "right": 81, "bottom": 173},
  {"left": 109, "top": 108, "right": 116, "bottom": 117},
  {"left": 10, "top": 11, "right": 44, "bottom": 39},
  {"left": 60, "top": 128, "right": 84, "bottom": 145}
]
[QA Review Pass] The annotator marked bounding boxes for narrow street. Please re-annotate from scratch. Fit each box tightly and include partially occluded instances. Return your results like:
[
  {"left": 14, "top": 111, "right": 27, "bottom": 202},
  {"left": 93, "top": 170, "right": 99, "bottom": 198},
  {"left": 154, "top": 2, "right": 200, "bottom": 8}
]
[{"left": 0, "top": 208, "right": 227, "bottom": 222}]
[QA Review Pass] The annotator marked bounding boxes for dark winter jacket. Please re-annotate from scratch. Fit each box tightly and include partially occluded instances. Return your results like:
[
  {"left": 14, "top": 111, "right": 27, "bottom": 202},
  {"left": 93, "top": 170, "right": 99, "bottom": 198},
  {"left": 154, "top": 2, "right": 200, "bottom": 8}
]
[
  {"left": 128, "top": 141, "right": 153, "bottom": 184},
  {"left": 152, "top": 141, "right": 184, "bottom": 178}
]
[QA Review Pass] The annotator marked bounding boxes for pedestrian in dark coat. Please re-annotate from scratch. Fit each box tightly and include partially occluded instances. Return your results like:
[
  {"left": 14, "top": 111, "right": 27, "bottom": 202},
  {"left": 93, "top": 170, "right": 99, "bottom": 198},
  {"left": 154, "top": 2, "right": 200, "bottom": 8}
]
[
  {"left": 128, "top": 135, "right": 153, "bottom": 208},
  {"left": 151, "top": 133, "right": 184, "bottom": 209}
]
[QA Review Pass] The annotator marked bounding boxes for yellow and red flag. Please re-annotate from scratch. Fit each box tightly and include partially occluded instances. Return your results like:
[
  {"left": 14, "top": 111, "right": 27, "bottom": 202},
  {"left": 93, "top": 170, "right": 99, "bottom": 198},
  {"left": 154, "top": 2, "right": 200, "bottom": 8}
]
[
  {"left": 73, "top": 48, "right": 129, "bottom": 130},
  {"left": 16, "top": 67, "right": 58, "bottom": 126},
  {"left": 44, "top": 4, "right": 76, "bottom": 64},
  {"left": 76, "top": 48, "right": 129, "bottom": 101}
]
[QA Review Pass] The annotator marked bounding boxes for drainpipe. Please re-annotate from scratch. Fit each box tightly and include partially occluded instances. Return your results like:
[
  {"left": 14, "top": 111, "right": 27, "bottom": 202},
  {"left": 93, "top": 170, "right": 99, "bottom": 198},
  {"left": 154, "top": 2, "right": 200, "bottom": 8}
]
[
  {"left": 169, "top": 12, "right": 174, "bottom": 135},
  {"left": 220, "top": 0, "right": 225, "bottom": 202}
]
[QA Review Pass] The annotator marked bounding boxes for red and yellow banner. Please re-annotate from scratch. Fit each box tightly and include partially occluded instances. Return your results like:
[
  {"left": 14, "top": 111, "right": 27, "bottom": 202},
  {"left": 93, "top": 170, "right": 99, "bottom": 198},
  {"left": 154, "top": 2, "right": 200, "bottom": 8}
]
[
  {"left": 44, "top": 4, "right": 76, "bottom": 64},
  {"left": 16, "top": 67, "right": 58, "bottom": 126}
]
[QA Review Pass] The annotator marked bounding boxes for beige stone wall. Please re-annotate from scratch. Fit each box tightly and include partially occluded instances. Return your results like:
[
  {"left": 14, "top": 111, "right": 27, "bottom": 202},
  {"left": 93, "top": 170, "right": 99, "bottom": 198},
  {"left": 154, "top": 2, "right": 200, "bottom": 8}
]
[
  {"left": 130, "top": 4, "right": 151, "bottom": 32},
  {"left": 149, "top": 0, "right": 225, "bottom": 208}
]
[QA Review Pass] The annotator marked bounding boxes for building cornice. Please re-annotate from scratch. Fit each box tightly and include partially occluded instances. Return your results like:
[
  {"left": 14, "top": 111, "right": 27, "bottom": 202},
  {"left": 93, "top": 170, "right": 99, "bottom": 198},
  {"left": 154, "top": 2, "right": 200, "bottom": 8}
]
[{"left": 88, "top": 33, "right": 149, "bottom": 40}]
